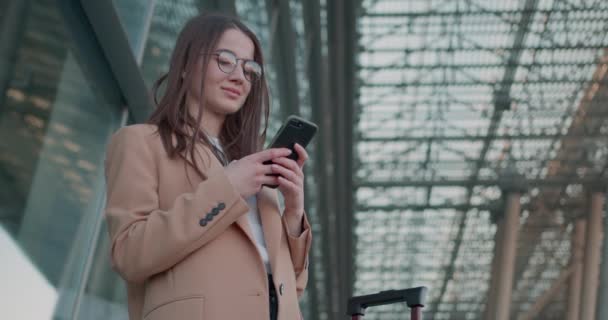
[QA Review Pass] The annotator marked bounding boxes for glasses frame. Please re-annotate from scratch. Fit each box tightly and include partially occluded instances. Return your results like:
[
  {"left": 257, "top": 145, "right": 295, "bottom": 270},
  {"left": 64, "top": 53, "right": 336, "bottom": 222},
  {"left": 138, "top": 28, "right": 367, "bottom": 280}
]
[{"left": 202, "top": 49, "right": 263, "bottom": 83}]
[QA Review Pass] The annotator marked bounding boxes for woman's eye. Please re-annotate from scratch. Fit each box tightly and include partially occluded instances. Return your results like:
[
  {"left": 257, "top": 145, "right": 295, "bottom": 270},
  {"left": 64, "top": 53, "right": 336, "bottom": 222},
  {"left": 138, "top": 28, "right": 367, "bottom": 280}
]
[
  {"left": 218, "top": 58, "right": 234, "bottom": 66},
  {"left": 244, "top": 63, "right": 261, "bottom": 78}
]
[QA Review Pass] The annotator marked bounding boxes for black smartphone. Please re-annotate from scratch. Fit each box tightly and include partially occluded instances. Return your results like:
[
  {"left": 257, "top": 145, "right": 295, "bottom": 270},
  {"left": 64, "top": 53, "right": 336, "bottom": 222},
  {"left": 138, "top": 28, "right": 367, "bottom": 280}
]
[{"left": 263, "top": 115, "right": 318, "bottom": 188}]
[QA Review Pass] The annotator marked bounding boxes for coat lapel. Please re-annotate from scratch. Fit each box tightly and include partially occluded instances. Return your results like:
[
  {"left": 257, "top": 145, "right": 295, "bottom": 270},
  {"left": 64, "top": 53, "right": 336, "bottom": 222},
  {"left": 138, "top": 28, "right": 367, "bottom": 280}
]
[
  {"left": 235, "top": 214, "right": 257, "bottom": 246},
  {"left": 257, "top": 187, "right": 283, "bottom": 272}
]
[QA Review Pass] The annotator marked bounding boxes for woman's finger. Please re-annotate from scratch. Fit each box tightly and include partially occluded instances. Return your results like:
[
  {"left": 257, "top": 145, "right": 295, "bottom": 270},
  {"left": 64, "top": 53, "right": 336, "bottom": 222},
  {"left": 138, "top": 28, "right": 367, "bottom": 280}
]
[
  {"left": 255, "top": 148, "right": 292, "bottom": 164},
  {"left": 272, "top": 157, "right": 302, "bottom": 177},
  {"left": 271, "top": 164, "right": 300, "bottom": 185},
  {"left": 259, "top": 175, "right": 280, "bottom": 186},
  {"left": 257, "top": 163, "right": 274, "bottom": 175},
  {"left": 278, "top": 176, "right": 299, "bottom": 193},
  {"left": 293, "top": 143, "right": 309, "bottom": 168}
]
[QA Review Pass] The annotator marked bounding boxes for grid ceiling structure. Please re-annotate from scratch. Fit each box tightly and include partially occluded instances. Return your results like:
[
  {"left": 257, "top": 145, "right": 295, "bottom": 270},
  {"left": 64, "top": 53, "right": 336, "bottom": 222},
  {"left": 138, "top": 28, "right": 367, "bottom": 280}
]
[{"left": 353, "top": 0, "right": 608, "bottom": 319}]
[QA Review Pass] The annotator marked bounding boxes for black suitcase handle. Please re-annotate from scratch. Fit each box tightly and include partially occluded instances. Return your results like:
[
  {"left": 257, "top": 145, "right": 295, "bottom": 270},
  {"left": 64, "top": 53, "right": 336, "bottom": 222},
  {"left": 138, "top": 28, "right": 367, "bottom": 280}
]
[{"left": 347, "top": 286, "right": 428, "bottom": 320}]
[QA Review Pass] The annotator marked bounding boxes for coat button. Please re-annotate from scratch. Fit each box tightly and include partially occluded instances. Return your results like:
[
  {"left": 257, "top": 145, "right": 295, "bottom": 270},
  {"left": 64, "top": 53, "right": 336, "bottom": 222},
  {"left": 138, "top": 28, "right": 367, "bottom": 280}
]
[
  {"left": 199, "top": 218, "right": 208, "bottom": 227},
  {"left": 211, "top": 207, "right": 220, "bottom": 215},
  {"left": 218, "top": 202, "right": 226, "bottom": 210},
  {"left": 279, "top": 283, "right": 284, "bottom": 296}
]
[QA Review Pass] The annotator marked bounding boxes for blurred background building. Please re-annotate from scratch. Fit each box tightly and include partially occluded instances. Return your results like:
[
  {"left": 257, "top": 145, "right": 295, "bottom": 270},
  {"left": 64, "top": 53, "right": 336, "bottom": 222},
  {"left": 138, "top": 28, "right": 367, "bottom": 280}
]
[{"left": 0, "top": 0, "right": 607, "bottom": 319}]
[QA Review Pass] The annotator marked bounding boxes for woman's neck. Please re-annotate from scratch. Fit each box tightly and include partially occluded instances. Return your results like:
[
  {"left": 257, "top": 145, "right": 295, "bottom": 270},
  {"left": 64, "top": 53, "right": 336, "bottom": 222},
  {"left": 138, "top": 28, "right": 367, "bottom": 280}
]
[
  {"left": 186, "top": 99, "right": 224, "bottom": 138},
  {"left": 200, "top": 114, "right": 223, "bottom": 138}
]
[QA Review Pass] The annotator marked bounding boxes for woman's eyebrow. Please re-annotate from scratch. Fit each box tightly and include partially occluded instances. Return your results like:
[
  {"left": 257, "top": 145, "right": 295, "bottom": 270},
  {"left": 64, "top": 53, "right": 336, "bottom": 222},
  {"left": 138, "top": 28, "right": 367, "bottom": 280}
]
[{"left": 215, "top": 48, "right": 254, "bottom": 60}]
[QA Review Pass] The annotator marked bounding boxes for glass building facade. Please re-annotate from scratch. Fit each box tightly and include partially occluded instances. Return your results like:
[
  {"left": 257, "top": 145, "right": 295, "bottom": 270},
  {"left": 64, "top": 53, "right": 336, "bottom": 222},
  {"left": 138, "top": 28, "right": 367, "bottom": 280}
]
[{"left": 1, "top": 1, "right": 127, "bottom": 319}]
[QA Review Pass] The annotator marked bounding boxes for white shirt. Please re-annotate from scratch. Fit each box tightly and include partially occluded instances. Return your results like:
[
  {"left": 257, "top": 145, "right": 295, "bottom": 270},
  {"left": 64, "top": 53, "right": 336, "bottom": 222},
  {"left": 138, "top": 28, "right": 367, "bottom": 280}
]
[{"left": 208, "top": 137, "right": 272, "bottom": 274}]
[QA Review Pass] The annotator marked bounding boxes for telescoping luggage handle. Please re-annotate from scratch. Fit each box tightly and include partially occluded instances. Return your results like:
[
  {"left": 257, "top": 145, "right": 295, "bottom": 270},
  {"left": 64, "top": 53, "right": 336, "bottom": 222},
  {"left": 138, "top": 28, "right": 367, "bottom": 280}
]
[{"left": 347, "top": 286, "right": 428, "bottom": 320}]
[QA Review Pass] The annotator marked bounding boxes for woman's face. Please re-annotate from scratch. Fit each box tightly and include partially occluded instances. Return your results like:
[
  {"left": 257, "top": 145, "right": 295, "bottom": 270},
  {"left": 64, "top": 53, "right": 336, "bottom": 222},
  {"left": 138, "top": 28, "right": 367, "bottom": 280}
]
[{"left": 192, "top": 28, "right": 255, "bottom": 117}]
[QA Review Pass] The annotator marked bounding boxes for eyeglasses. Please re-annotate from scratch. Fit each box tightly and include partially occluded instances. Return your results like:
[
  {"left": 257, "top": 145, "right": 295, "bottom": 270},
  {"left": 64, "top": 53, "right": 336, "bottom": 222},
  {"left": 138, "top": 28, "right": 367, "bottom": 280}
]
[{"left": 204, "top": 50, "right": 263, "bottom": 82}]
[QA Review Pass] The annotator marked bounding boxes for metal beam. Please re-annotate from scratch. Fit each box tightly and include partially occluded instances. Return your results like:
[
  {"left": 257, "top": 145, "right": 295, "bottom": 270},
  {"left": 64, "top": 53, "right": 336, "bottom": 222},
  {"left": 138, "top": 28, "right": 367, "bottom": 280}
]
[
  {"left": 567, "top": 219, "right": 585, "bottom": 320},
  {"left": 361, "top": 61, "right": 603, "bottom": 70},
  {"left": 580, "top": 190, "right": 604, "bottom": 320},
  {"left": 357, "top": 159, "right": 599, "bottom": 169},
  {"left": 301, "top": 0, "right": 328, "bottom": 318},
  {"left": 364, "top": 8, "right": 604, "bottom": 17},
  {"left": 265, "top": 0, "right": 300, "bottom": 118},
  {"left": 489, "top": 191, "right": 522, "bottom": 320},
  {"left": 358, "top": 203, "right": 498, "bottom": 212},
  {"left": 77, "top": 0, "right": 153, "bottom": 121},
  {"left": 363, "top": 79, "right": 607, "bottom": 87},
  {"left": 356, "top": 177, "right": 602, "bottom": 188},
  {"left": 483, "top": 215, "right": 503, "bottom": 320},
  {"left": 327, "top": 0, "right": 359, "bottom": 318},
  {"left": 361, "top": 45, "right": 608, "bottom": 53},
  {"left": 360, "top": 132, "right": 608, "bottom": 142},
  {"left": 596, "top": 190, "right": 608, "bottom": 319},
  {"left": 356, "top": 202, "right": 584, "bottom": 213}
]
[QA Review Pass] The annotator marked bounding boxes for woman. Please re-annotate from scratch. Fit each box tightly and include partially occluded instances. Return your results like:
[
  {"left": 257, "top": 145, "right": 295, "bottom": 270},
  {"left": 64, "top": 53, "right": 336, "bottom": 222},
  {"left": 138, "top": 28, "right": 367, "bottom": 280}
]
[{"left": 104, "top": 13, "right": 311, "bottom": 320}]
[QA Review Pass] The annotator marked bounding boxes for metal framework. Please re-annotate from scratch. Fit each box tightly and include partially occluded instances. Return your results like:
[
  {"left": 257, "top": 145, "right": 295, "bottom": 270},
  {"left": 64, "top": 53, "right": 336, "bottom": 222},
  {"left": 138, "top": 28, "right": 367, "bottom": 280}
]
[{"left": 353, "top": 1, "right": 608, "bottom": 320}]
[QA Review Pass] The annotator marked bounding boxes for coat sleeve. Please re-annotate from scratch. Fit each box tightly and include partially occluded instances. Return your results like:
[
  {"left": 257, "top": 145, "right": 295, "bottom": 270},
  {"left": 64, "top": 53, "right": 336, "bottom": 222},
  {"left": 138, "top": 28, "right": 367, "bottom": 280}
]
[
  {"left": 104, "top": 126, "right": 249, "bottom": 283},
  {"left": 282, "top": 212, "right": 312, "bottom": 298}
]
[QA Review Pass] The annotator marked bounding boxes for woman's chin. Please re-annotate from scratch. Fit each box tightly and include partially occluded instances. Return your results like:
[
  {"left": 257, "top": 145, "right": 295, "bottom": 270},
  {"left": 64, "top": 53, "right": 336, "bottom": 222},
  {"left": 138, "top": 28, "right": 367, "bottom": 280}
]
[
  {"left": 207, "top": 99, "right": 245, "bottom": 115},
  {"left": 219, "top": 104, "right": 243, "bottom": 115}
]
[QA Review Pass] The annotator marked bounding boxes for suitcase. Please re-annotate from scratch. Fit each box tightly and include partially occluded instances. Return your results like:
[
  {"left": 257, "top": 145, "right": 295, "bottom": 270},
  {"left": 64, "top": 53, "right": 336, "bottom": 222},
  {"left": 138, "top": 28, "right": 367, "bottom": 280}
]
[{"left": 346, "top": 286, "right": 427, "bottom": 320}]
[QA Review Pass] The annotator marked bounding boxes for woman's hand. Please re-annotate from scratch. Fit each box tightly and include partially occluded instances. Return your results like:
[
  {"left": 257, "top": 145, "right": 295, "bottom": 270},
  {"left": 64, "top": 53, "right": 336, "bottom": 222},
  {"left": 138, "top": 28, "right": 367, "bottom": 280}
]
[
  {"left": 224, "top": 148, "right": 292, "bottom": 198},
  {"left": 270, "top": 144, "right": 309, "bottom": 224}
]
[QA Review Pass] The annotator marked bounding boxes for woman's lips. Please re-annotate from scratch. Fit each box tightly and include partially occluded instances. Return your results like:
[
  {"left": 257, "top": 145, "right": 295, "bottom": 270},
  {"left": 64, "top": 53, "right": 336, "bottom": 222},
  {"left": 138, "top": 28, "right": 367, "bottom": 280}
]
[{"left": 221, "top": 87, "right": 241, "bottom": 99}]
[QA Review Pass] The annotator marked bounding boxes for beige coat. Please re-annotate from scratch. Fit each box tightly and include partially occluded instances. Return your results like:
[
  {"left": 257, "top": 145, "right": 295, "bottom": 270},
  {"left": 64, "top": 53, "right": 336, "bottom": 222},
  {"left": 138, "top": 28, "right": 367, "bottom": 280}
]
[{"left": 104, "top": 124, "right": 311, "bottom": 320}]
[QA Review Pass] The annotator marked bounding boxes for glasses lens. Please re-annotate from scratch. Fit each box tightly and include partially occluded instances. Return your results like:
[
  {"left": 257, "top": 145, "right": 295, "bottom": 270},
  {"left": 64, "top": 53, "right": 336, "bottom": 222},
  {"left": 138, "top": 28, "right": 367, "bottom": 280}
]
[
  {"left": 243, "top": 61, "right": 262, "bottom": 82},
  {"left": 216, "top": 51, "right": 237, "bottom": 74}
]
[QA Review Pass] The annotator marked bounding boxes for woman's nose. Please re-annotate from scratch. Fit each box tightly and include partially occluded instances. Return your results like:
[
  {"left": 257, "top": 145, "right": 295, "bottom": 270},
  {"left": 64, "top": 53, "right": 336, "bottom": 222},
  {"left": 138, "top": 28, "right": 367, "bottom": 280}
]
[{"left": 228, "top": 63, "right": 246, "bottom": 83}]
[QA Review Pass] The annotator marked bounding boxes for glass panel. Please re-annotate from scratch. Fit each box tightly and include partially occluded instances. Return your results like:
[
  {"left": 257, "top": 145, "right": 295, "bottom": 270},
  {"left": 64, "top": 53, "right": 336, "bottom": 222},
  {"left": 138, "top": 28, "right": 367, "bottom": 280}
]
[
  {"left": 139, "top": 2, "right": 197, "bottom": 90},
  {"left": 0, "top": 0, "right": 124, "bottom": 319},
  {"left": 111, "top": 0, "right": 156, "bottom": 61}
]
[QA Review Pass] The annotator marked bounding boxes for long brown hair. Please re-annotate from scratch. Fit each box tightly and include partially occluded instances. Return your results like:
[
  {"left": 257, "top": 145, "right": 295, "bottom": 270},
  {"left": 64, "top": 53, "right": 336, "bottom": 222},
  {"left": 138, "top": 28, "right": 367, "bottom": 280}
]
[{"left": 148, "top": 12, "right": 270, "bottom": 181}]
